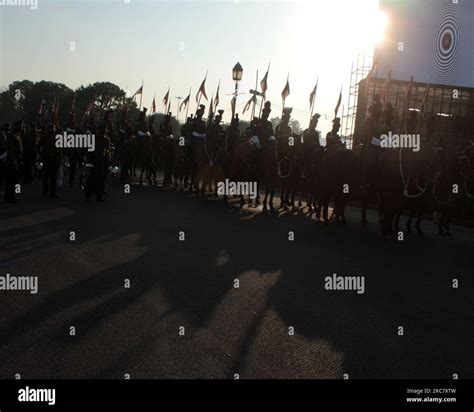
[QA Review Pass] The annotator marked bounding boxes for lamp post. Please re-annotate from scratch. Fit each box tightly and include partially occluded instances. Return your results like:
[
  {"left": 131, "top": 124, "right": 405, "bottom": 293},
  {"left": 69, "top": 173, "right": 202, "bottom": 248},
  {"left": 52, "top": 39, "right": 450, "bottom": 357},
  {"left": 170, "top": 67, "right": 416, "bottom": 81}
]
[{"left": 232, "top": 62, "right": 243, "bottom": 119}]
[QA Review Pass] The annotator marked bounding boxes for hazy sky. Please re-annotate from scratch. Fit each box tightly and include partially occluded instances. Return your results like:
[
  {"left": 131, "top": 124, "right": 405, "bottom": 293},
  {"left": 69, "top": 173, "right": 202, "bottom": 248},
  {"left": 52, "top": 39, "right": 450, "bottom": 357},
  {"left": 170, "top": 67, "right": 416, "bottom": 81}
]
[{"left": 0, "top": 0, "right": 384, "bottom": 134}]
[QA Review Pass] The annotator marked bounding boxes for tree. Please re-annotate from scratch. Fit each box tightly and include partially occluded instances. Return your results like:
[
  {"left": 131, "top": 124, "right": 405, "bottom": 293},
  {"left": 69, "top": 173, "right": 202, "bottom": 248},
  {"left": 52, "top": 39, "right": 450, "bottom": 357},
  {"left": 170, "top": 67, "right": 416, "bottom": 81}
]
[{"left": 0, "top": 80, "right": 129, "bottom": 126}]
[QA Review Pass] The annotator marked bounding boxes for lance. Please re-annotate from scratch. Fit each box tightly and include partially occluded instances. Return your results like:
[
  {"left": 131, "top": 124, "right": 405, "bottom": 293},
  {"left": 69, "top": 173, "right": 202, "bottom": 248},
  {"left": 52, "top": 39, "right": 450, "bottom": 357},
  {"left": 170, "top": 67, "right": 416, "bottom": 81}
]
[
  {"left": 195, "top": 69, "right": 208, "bottom": 115},
  {"left": 185, "top": 87, "right": 192, "bottom": 120},
  {"left": 175, "top": 96, "right": 182, "bottom": 123},
  {"left": 309, "top": 77, "right": 318, "bottom": 127},
  {"left": 251, "top": 70, "right": 258, "bottom": 120},
  {"left": 139, "top": 79, "right": 144, "bottom": 110},
  {"left": 259, "top": 62, "right": 270, "bottom": 119}
]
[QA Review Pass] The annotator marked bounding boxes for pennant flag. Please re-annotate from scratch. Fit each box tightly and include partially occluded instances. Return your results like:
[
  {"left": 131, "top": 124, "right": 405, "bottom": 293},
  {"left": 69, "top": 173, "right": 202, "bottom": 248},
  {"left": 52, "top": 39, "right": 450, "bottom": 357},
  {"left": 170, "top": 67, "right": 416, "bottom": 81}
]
[
  {"left": 180, "top": 91, "right": 190, "bottom": 112},
  {"left": 209, "top": 95, "right": 214, "bottom": 117},
  {"left": 309, "top": 78, "right": 318, "bottom": 109},
  {"left": 214, "top": 81, "right": 220, "bottom": 111},
  {"left": 243, "top": 94, "right": 256, "bottom": 114},
  {"left": 260, "top": 64, "right": 269, "bottom": 97},
  {"left": 381, "top": 68, "right": 392, "bottom": 104},
  {"left": 421, "top": 82, "right": 430, "bottom": 113},
  {"left": 163, "top": 87, "right": 170, "bottom": 108},
  {"left": 281, "top": 74, "right": 290, "bottom": 102},
  {"left": 132, "top": 85, "right": 143, "bottom": 98},
  {"left": 151, "top": 94, "right": 156, "bottom": 114},
  {"left": 334, "top": 86, "right": 343, "bottom": 118},
  {"left": 196, "top": 72, "right": 208, "bottom": 103}
]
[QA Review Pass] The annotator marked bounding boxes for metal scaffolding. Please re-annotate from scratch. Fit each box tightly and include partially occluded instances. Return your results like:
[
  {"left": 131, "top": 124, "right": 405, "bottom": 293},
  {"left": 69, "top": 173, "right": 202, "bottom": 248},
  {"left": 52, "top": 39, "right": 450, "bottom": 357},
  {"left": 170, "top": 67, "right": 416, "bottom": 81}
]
[{"left": 341, "top": 52, "right": 373, "bottom": 149}]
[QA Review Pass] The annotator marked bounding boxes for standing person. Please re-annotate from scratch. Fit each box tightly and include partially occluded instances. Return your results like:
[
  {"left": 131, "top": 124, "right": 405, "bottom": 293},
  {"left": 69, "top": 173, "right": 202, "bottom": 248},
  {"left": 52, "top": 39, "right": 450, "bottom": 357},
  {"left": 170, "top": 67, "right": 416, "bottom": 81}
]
[
  {"left": 22, "top": 123, "right": 38, "bottom": 185},
  {"left": 38, "top": 123, "right": 62, "bottom": 198},
  {"left": 118, "top": 123, "right": 133, "bottom": 185},
  {"left": 85, "top": 124, "right": 109, "bottom": 202},
  {"left": 4, "top": 122, "right": 23, "bottom": 203}
]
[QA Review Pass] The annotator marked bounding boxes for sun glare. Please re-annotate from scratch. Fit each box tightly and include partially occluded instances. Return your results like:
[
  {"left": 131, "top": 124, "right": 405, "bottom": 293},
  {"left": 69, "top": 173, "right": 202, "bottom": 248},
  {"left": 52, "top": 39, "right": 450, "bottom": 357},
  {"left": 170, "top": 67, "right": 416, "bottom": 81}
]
[{"left": 295, "top": 0, "right": 387, "bottom": 60}]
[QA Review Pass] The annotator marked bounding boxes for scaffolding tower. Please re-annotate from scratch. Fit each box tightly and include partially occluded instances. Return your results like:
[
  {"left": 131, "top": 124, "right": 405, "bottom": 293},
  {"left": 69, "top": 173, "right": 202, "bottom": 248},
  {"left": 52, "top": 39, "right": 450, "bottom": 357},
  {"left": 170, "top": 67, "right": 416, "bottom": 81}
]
[{"left": 341, "top": 52, "right": 373, "bottom": 149}]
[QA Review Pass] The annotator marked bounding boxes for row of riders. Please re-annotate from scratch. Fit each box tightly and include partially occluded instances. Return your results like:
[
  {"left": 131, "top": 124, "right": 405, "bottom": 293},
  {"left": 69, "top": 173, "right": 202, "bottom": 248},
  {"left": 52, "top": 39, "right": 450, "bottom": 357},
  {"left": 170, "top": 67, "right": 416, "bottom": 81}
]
[
  {"left": 2, "top": 96, "right": 473, "bottom": 236},
  {"left": 117, "top": 95, "right": 473, "bottom": 237}
]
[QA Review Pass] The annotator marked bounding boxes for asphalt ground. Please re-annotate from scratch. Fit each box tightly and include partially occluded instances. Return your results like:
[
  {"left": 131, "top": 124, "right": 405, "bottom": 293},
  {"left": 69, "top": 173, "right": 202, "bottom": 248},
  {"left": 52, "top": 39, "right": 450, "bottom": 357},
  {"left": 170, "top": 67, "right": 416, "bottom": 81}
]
[{"left": 0, "top": 176, "right": 473, "bottom": 379}]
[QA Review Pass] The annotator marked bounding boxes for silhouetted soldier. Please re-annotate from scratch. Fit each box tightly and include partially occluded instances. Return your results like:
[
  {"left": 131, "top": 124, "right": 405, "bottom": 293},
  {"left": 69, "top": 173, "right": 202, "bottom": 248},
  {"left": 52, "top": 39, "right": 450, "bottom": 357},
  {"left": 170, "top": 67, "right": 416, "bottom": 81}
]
[
  {"left": 302, "top": 113, "right": 321, "bottom": 147},
  {"left": 4, "top": 122, "right": 23, "bottom": 203},
  {"left": 159, "top": 112, "right": 173, "bottom": 137},
  {"left": 209, "top": 109, "right": 225, "bottom": 140},
  {"left": 85, "top": 124, "right": 109, "bottom": 202},
  {"left": 226, "top": 114, "right": 241, "bottom": 152},
  {"left": 326, "top": 117, "right": 342, "bottom": 149},
  {"left": 258, "top": 101, "right": 274, "bottom": 145},
  {"left": 161, "top": 112, "right": 175, "bottom": 186},
  {"left": 135, "top": 108, "right": 148, "bottom": 135},
  {"left": 22, "top": 123, "right": 37, "bottom": 184},
  {"left": 118, "top": 123, "right": 133, "bottom": 185},
  {"left": 191, "top": 105, "right": 207, "bottom": 138},
  {"left": 38, "top": 123, "right": 62, "bottom": 198},
  {"left": 275, "top": 108, "right": 292, "bottom": 138}
]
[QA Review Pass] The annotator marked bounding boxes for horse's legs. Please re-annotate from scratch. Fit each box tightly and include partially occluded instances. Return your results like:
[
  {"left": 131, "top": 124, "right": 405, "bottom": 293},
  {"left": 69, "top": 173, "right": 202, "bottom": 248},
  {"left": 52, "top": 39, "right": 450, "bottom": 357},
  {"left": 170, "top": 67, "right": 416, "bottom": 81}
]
[
  {"left": 415, "top": 208, "right": 424, "bottom": 235},
  {"left": 444, "top": 210, "right": 452, "bottom": 236},
  {"left": 263, "top": 187, "right": 269, "bottom": 211},
  {"left": 393, "top": 208, "right": 402, "bottom": 233},
  {"left": 280, "top": 186, "right": 285, "bottom": 209},
  {"left": 438, "top": 209, "right": 446, "bottom": 236}
]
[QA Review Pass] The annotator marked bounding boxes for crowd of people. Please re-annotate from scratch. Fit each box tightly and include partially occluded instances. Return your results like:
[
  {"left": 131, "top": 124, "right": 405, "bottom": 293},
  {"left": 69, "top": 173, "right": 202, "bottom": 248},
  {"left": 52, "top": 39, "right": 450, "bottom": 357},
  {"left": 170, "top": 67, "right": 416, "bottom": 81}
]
[{"left": 1, "top": 95, "right": 473, "bottom": 237}]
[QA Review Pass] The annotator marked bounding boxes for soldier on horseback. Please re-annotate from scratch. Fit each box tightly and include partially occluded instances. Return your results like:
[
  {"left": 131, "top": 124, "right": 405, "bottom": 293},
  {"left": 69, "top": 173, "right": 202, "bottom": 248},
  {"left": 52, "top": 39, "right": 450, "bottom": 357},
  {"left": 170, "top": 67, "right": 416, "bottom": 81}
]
[
  {"left": 275, "top": 107, "right": 292, "bottom": 139},
  {"left": 325, "top": 117, "right": 343, "bottom": 149},
  {"left": 258, "top": 101, "right": 274, "bottom": 146},
  {"left": 302, "top": 113, "right": 321, "bottom": 147},
  {"left": 191, "top": 105, "right": 207, "bottom": 139}
]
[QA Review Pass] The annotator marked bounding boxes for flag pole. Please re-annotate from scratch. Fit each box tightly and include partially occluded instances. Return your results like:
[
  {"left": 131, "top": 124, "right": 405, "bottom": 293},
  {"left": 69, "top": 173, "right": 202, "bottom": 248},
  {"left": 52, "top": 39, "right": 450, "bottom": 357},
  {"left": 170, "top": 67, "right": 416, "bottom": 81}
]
[
  {"left": 251, "top": 70, "right": 258, "bottom": 120},
  {"left": 195, "top": 70, "right": 207, "bottom": 115},
  {"left": 176, "top": 97, "right": 182, "bottom": 123},
  {"left": 309, "top": 77, "right": 318, "bottom": 127},
  {"left": 282, "top": 72, "right": 289, "bottom": 117},
  {"left": 139, "top": 79, "right": 144, "bottom": 110},
  {"left": 186, "top": 87, "right": 191, "bottom": 120},
  {"left": 259, "top": 62, "right": 270, "bottom": 119}
]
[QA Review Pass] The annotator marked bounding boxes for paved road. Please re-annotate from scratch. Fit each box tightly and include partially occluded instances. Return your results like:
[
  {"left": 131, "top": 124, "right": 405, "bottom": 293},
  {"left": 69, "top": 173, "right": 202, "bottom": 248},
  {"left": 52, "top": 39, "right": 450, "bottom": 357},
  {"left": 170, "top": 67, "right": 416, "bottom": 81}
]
[{"left": 0, "top": 178, "right": 473, "bottom": 379}]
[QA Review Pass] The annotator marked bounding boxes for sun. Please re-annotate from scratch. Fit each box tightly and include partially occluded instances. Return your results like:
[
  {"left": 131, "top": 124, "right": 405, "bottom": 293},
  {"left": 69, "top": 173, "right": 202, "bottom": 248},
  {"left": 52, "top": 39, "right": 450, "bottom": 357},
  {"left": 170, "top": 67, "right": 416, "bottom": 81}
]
[{"left": 294, "top": 0, "right": 388, "bottom": 59}]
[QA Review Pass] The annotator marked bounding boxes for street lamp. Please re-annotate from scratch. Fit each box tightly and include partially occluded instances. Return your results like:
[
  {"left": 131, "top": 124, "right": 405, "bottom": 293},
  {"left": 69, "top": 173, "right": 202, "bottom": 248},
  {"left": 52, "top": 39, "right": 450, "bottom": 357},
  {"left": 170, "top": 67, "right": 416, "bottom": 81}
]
[
  {"left": 232, "top": 62, "right": 243, "bottom": 118},
  {"left": 232, "top": 62, "right": 243, "bottom": 82}
]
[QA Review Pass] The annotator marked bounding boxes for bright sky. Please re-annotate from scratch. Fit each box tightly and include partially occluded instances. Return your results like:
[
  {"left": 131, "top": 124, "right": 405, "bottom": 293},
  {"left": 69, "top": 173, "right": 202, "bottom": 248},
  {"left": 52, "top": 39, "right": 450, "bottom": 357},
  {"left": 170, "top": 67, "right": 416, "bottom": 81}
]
[{"left": 0, "top": 0, "right": 386, "bottom": 135}]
